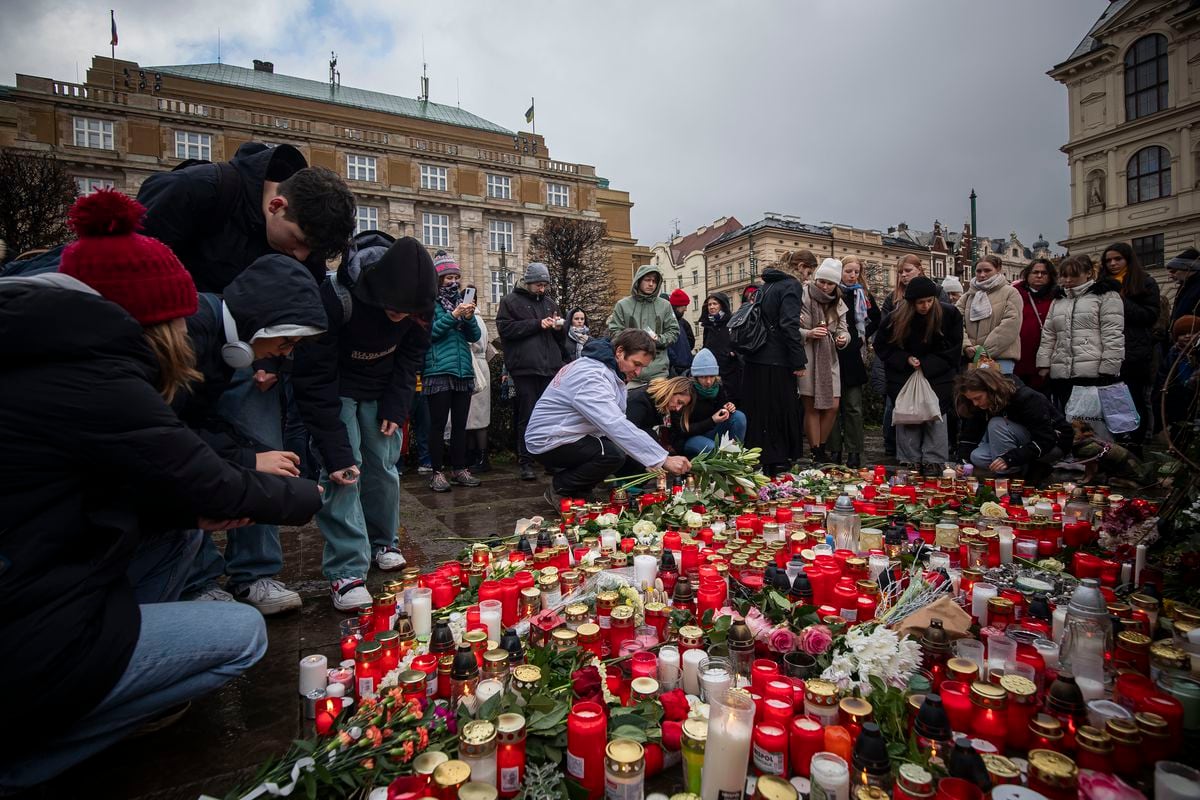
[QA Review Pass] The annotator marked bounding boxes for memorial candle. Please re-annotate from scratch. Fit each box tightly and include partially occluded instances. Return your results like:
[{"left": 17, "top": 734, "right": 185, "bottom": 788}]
[
  {"left": 410, "top": 587, "right": 433, "bottom": 639},
  {"left": 810, "top": 752, "right": 851, "bottom": 800},
  {"left": 682, "top": 648, "right": 707, "bottom": 696},
  {"left": 790, "top": 716, "right": 824, "bottom": 778},
  {"left": 701, "top": 688, "right": 755, "bottom": 800},
  {"left": 567, "top": 701, "right": 608, "bottom": 799},
  {"left": 298, "top": 654, "right": 328, "bottom": 697}
]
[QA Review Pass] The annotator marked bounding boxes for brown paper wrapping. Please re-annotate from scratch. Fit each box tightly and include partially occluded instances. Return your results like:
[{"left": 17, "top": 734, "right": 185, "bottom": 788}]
[{"left": 890, "top": 596, "right": 974, "bottom": 640}]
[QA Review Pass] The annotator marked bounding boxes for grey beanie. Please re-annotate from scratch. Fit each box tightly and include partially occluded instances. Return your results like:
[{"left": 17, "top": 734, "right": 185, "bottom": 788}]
[
  {"left": 941, "top": 276, "right": 964, "bottom": 294},
  {"left": 691, "top": 348, "right": 720, "bottom": 377},
  {"left": 1166, "top": 248, "right": 1200, "bottom": 272},
  {"left": 523, "top": 262, "right": 551, "bottom": 284}
]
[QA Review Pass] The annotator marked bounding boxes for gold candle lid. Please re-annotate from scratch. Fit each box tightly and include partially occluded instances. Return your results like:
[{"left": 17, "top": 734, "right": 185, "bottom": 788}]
[
  {"left": 631, "top": 676, "right": 659, "bottom": 698},
  {"left": 1117, "top": 631, "right": 1151, "bottom": 649},
  {"left": 576, "top": 622, "right": 600, "bottom": 639},
  {"left": 483, "top": 648, "right": 509, "bottom": 665},
  {"left": 839, "top": 697, "right": 872, "bottom": 717},
  {"left": 947, "top": 657, "right": 980, "bottom": 679},
  {"left": 1075, "top": 725, "right": 1112, "bottom": 753},
  {"left": 565, "top": 602, "right": 589, "bottom": 617},
  {"left": 1135, "top": 711, "right": 1169, "bottom": 734},
  {"left": 999, "top": 674, "right": 1037, "bottom": 699},
  {"left": 1128, "top": 593, "right": 1159, "bottom": 611},
  {"left": 805, "top": 678, "right": 836, "bottom": 698},
  {"left": 611, "top": 605, "right": 634, "bottom": 622},
  {"left": 1105, "top": 717, "right": 1141, "bottom": 743},
  {"left": 520, "top": 587, "right": 541, "bottom": 601},
  {"left": 981, "top": 754, "right": 1020, "bottom": 780},
  {"left": 431, "top": 759, "right": 472, "bottom": 788},
  {"left": 413, "top": 749, "right": 450, "bottom": 775},
  {"left": 605, "top": 738, "right": 645, "bottom": 774},
  {"left": 678, "top": 624, "right": 704, "bottom": 640},
  {"left": 644, "top": 601, "right": 668, "bottom": 614},
  {"left": 459, "top": 720, "right": 497, "bottom": 757},
  {"left": 463, "top": 629, "right": 488, "bottom": 647},
  {"left": 760, "top": 775, "right": 802, "bottom": 800},
  {"left": 399, "top": 669, "right": 426, "bottom": 689},
  {"left": 512, "top": 664, "right": 542, "bottom": 684},
  {"left": 497, "top": 712, "right": 526, "bottom": 743},
  {"left": 1150, "top": 639, "right": 1189, "bottom": 668},
  {"left": 459, "top": 782, "right": 499, "bottom": 800},
  {"left": 552, "top": 628, "right": 578, "bottom": 645},
  {"left": 969, "top": 681, "right": 1007, "bottom": 708},
  {"left": 681, "top": 717, "right": 708, "bottom": 745},
  {"left": 596, "top": 590, "right": 619, "bottom": 607},
  {"left": 1029, "top": 714, "right": 1063, "bottom": 738},
  {"left": 1027, "top": 749, "right": 1078, "bottom": 788},
  {"left": 537, "top": 574, "right": 560, "bottom": 589}
]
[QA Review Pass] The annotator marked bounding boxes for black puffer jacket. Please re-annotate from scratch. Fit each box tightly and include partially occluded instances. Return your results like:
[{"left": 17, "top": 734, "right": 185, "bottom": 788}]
[
  {"left": 957, "top": 384, "right": 1074, "bottom": 467},
  {"left": 669, "top": 382, "right": 731, "bottom": 451},
  {"left": 495, "top": 286, "right": 568, "bottom": 377},
  {"left": 1119, "top": 274, "right": 1161, "bottom": 382},
  {"left": 0, "top": 274, "right": 321, "bottom": 743},
  {"left": 626, "top": 386, "right": 665, "bottom": 437},
  {"left": 838, "top": 286, "right": 881, "bottom": 387},
  {"left": 744, "top": 269, "right": 807, "bottom": 370},
  {"left": 873, "top": 302, "right": 964, "bottom": 411}
]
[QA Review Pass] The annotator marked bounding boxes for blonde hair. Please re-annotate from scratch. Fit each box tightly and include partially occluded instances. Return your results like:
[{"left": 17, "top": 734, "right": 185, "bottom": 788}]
[
  {"left": 143, "top": 321, "right": 203, "bottom": 404},
  {"left": 840, "top": 255, "right": 862, "bottom": 268},
  {"left": 646, "top": 376, "right": 695, "bottom": 432},
  {"left": 891, "top": 254, "right": 925, "bottom": 302}
]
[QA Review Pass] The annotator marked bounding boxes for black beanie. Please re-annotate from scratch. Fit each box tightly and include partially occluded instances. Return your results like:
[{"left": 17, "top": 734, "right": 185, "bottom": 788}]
[
  {"left": 905, "top": 275, "right": 939, "bottom": 301},
  {"left": 1166, "top": 248, "right": 1200, "bottom": 272},
  {"left": 352, "top": 236, "right": 437, "bottom": 316}
]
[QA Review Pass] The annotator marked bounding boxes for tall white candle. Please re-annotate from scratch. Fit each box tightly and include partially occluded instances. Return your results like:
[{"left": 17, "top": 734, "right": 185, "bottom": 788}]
[
  {"left": 682, "top": 648, "right": 707, "bottom": 697},
  {"left": 997, "top": 528, "right": 1014, "bottom": 564},
  {"left": 700, "top": 689, "right": 755, "bottom": 800},
  {"left": 972, "top": 582, "right": 997, "bottom": 626},
  {"left": 810, "top": 752, "right": 850, "bottom": 800},
  {"left": 1052, "top": 606, "right": 1068, "bottom": 644},
  {"left": 410, "top": 588, "right": 432, "bottom": 638},
  {"left": 1120, "top": 562, "right": 1132, "bottom": 586},
  {"left": 658, "top": 645, "right": 680, "bottom": 674},
  {"left": 1135, "top": 543, "right": 1147, "bottom": 587},
  {"left": 634, "top": 555, "right": 658, "bottom": 590},
  {"left": 299, "top": 654, "right": 328, "bottom": 696},
  {"left": 479, "top": 599, "right": 503, "bottom": 644}
]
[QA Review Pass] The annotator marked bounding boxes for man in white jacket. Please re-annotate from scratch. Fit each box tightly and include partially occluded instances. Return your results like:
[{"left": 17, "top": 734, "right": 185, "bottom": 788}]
[{"left": 526, "top": 329, "right": 692, "bottom": 506}]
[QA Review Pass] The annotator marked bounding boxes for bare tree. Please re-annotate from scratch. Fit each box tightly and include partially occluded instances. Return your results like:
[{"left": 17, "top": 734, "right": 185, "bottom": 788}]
[
  {"left": 0, "top": 149, "right": 78, "bottom": 261},
  {"left": 527, "top": 217, "right": 614, "bottom": 325}
]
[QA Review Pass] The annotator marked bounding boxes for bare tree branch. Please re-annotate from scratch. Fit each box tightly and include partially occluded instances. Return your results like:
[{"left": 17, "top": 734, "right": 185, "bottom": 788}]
[
  {"left": 0, "top": 149, "right": 78, "bottom": 261},
  {"left": 528, "top": 218, "right": 615, "bottom": 325}
]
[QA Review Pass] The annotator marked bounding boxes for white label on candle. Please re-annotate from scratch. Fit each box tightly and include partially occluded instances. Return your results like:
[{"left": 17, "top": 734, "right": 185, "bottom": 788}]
[
  {"left": 568, "top": 750, "right": 585, "bottom": 779},
  {"left": 718, "top": 791, "right": 741, "bottom": 800},
  {"left": 753, "top": 743, "right": 785, "bottom": 775},
  {"left": 501, "top": 766, "right": 521, "bottom": 792},
  {"left": 358, "top": 677, "right": 375, "bottom": 698},
  {"left": 599, "top": 615, "right": 611, "bottom": 629},
  {"left": 605, "top": 776, "right": 644, "bottom": 800}
]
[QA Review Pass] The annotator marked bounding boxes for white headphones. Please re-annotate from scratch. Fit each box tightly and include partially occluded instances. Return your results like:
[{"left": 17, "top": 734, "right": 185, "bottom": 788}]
[{"left": 220, "top": 300, "right": 255, "bottom": 369}]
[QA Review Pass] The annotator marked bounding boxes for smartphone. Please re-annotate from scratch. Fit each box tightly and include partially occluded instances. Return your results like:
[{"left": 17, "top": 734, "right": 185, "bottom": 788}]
[{"left": 462, "top": 286, "right": 476, "bottom": 305}]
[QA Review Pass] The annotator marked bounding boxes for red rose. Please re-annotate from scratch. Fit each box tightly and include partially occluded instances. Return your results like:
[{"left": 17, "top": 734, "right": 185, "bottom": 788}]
[
  {"left": 643, "top": 743, "right": 664, "bottom": 777},
  {"left": 659, "top": 688, "right": 690, "bottom": 722},
  {"left": 571, "top": 666, "right": 604, "bottom": 705},
  {"left": 661, "top": 719, "right": 684, "bottom": 751}
]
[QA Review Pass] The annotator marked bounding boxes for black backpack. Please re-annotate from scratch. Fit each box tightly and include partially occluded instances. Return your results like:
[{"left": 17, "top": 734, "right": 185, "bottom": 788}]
[{"left": 728, "top": 284, "right": 772, "bottom": 355}]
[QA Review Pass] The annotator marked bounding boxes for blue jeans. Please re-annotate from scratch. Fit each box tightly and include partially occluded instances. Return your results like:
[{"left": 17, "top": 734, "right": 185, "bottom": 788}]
[
  {"left": 128, "top": 530, "right": 204, "bottom": 605},
  {"left": 970, "top": 416, "right": 1030, "bottom": 475},
  {"left": 407, "top": 392, "right": 432, "bottom": 468},
  {"left": 0, "top": 555, "right": 267, "bottom": 788},
  {"left": 185, "top": 367, "right": 285, "bottom": 591},
  {"left": 682, "top": 411, "right": 748, "bottom": 457},
  {"left": 319, "top": 397, "right": 402, "bottom": 581}
]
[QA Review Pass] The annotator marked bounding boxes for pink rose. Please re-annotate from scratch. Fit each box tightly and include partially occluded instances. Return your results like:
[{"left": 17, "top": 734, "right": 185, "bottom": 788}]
[
  {"left": 744, "top": 606, "right": 772, "bottom": 640},
  {"left": 768, "top": 625, "right": 797, "bottom": 653},
  {"left": 798, "top": 624, "right": 833, "bottom": 656}
]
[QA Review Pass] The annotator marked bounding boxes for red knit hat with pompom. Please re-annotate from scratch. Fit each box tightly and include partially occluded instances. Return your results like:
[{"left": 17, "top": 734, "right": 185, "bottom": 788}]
[{"left": 59, "top": 189, "right": 197, "bottom": 325}]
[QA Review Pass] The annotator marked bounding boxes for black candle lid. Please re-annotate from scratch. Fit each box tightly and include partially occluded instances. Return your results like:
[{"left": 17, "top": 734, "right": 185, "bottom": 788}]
[
  {"left": 914, "top": 694, "right": 952, "bottom": 741},
  {"left": 430, "top": 620, "right": 456, "bottom": 652},
  {"left": 499, "top": 628, "right": 524, "bottom": 662},
  {"left": 851, "top": 722, "right": 891, "bottom": 772},
  {"left": 450, "top": 643, "right": 479, "bottom": 679}
]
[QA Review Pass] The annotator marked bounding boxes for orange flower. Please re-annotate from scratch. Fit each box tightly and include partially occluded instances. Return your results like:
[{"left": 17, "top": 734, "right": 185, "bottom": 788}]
[
  {"left": 388, "top": 687, "right": 404, "bottom": 703},
  {"left": 402, "top": 740, "right": 415, "bottom": 762},
  {"left": 337, "top": 731, "right": 353, "bottom": 748},
  {"left": 383, "top": 727, "right": 394, "bottom": 738},
  {"left": 417, "top": 726, "right": 429, "bottom": 750},
  {"left": 360, "top": 757, "right": 374, "bottom": 771},
  {"left": 366, "top": 725, "right": 383, "bottom": 748}
]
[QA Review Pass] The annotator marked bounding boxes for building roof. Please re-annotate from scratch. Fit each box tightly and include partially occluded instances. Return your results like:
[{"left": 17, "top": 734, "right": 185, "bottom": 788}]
[
  {"left": 1059, "top": 0, "right": 1135, "bottom": 65},
  {"left": 148, "top": 62, "right": 513, "bottom": 135},
  {"left": 707, "top": 215, "right": 933, "bottom": 253},
  {"left": 671, "top": 217, "right": 743, "bottom": 263}
]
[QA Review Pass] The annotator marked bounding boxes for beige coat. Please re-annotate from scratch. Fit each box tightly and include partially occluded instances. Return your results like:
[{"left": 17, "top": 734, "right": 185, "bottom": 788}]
[
  {"left": 957, "top": 277, "right": 1023, "bottom": 361},
  {"left": 796, "top": 283, "right": 848, "bottom": 397}
]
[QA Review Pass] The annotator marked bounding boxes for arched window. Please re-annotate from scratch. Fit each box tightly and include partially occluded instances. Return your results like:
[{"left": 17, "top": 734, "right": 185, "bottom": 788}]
[
  {"left": 1127, "top": 146, "right": 1172, "bottom": 204},
  {"left": 1125, "top": 34, "right": 1168, "bottom": 120}
]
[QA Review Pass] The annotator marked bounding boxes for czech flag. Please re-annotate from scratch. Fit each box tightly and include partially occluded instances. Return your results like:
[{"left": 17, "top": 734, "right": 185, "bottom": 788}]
[{"left": 110, "top": 10, "right": 118, "bottom": 47}]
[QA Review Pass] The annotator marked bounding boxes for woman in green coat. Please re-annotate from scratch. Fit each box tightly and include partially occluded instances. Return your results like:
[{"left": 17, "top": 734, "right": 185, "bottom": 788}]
[{"left": 425, "top": 252, "right": 482, "bottom": 492}]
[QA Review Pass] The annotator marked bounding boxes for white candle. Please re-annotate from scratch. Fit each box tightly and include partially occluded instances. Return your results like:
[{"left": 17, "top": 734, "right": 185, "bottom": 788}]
[
  {"left": 1135, "top": 544, "right": 1147, "bottom": 587},
  {"left": 410, "top": 588, "right": 432, "bottom": 638},
  {"left": 325, "top": 682, "right": 346, "bottom": 699},
  {"left": 474, "top": 678, "right": 504, "bottom": 712},
  {"left": 658, "top": 645, "right": 680, "bottom": 674},
  {"left": 809, "top": 752, "right": 850, "bottom": 800},
  {"left": 1052, "top": 607, "right": 1068, "bottom": 644},
  {"left": 869, "top": 554, "right": 891, "bottom": 580},
  {"left": 972, "top": 582, "right": 997, "bottom": 625},
  {"left": 682, "top": 648, "right": 707, "bottom": 697},
  {"left": 700, "top": 666, "right": 731, "bottom": 701},
  {"left": 700, "top": 689, "right": 755, "bottom": 800},
  {"left": 634, "top": 555, "right": 658, "bottom": 590},
  {"left": 1120, "top": 562, "right": 1132, "bottom": 586},
  {"left": 997, "top": 528, "right": 1014, "bottom": 564},
  {"left": 479, "top": 599, "right": 503, "bottom": 644},
  {"left": 298, "top": 654, "right": 328, "bottom": 696},
  {"left": 600, "top": 529, "right": 619, "bottom": 552}
]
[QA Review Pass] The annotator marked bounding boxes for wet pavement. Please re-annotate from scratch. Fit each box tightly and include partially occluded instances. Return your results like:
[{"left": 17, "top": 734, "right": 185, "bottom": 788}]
[{"left": 26, "top": 437, "right": 890, "bottom": 800}]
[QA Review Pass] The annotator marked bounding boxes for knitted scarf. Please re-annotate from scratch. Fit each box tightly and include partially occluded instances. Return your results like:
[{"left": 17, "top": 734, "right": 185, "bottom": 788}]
[
  {"left": 694, "top": 380, "right": 720, "bottom": 399},
  {"left": 841, "top": 281, "right": 868, "bottom": 340},
  {"left": 701, "top": 310, "right": 726, "bottom": 328},
  {"left": 968, "top": 273, "right": 1005, "bottom": 322},
  {"left": 808, "top": 284, "right": 839, "bottom": 410},
  {"left": 438, "top": 283, "right": 460, "bottom": 314}
]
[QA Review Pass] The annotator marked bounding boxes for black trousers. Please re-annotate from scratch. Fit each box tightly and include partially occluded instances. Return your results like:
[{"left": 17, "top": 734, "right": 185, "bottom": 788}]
[
  {"left": 534, "top": 435, "right": 626, "bottom": 496},
  {"left": 426, "top": 389, "right": 472, "bottom": 471},
  {"left": 513, "top": 374, "right": 553, "bottom": 466}
]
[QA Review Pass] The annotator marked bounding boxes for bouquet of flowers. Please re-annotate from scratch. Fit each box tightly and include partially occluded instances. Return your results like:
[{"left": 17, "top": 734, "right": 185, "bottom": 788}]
[
  {"left": 1098, "top": 497, "right": 1159, "bottom": 553},
  {"left": 819, "top": 623, "right": 922, "bottom": 696},
  {"left": 608, "top": 435, "right": 770, "bottom": 498}
]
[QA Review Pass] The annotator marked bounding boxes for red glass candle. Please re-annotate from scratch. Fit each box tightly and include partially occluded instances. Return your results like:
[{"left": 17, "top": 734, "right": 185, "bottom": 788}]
[
  {"left": 514, "top": 570, "right": 535, "bottom": 591},
  {"left": 567, "top": 701, "right": 607, "bottom": 799},
  {"left": 377, "top": 630, "right": 400, "bottom": 673},
  {"left": 340, "top": 633, "right": 359, "bottom": 662},
  {"left": 428, "top": 577, "right": 456, "bottom": 609},
  {"left": 1062, "top": 521, "right": 1091, "bottom": 548},
  {"left": 804, "top": 564, "right": 829, "bottom": 607},
  {"left": 412, "top": 653, "right": 438, "bottom": 703},
  {"left": 762, "top": 698, "right": 793, "bottom": 729},
  {"left": 441, "top": 560, "right": 464, "bottom": 587},
  {"left": 1072, "top": 552, "right": 1104, "bottom": 580},
  {"left": 373, "top": 593, "right": 397, "bottom": 634},
  {"left": 789, "top": 715, "right": 823, "bottom": 778},
  {"left": 1114, "top": 672, "right": 1155, "bottom": 710},
  {"left": 936, "top": 777, "right": 983, "bottom": 800},
  {"left": 764, "top": 679, "right": 793, "bottom": 706},
  {"left": 314, "top": 696, "right": 342, "bottom": 735},
  {"left": 354, "top": 640, "right": 383, "bottom": 699},
  {"left": 751, "top": 659, "right": 780, "bottom": 695},
  {"left": 356, "top": 604, "right": 376, "bottom": 641},
  {"left": 969, "top": 681, "right": 1007, "bottom": 750},
  {"left": 1106, "top": 718, "right": 1142, "bottom": 778},
  {"left": 1138, "top": 693, "right": 1184, "bottom": 739},
  {"left": 834, "top": 579, "right": 859, "bottom": 621},
  {"left": 857, "top": 594, "right": 878, "bottom": 622},
  {"left": 697, "top": 581, "right": 724, "bottom": 623},
  {"left": 939, "top": 680, "right": 973, "bottom": 733},
  {"left": 999, "top": 674, "right": 1037, "bottom": 751},
  {"left": 752, "top": 723, "right": 789, "bottom": 776},
  {"left": 499, "top": 577, "right": 520, "bottom": 627},
  {"left": 630, "top": 650, "right": 657, "bottom": 680},
  {"left": 497, "top": 713, "right": 527, "bottom": 798}
]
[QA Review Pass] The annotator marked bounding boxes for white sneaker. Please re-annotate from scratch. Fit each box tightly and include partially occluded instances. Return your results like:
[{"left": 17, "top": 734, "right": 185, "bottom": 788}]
[
  {"left": 374, "top": 546, "right": 407, "bottom": 571},
  {"left": 192, "top": 585, "right": 235, "bottom": 602},
  {"left": 233, "top": 578, "right": 302, "bottom": 616},
  {"left": 331, "top": 577, "right": 372, "bottom": 612}
]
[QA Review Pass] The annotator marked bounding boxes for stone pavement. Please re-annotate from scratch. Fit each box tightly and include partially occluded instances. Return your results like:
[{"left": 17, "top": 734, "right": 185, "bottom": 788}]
[{"left": 27, "top": 434, "right": 888, "bottom": 800}]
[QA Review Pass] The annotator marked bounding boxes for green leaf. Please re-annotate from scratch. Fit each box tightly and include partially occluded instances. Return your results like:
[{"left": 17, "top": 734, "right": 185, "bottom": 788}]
[
  {"left": 713, "top": 614, "right": 733, "bottom": 633},
  {"left": 611, "top": 724, "right": 649, "bottom": 742},
  {"left": 478, "top": 689, "right": 503, "bottom": 721}
]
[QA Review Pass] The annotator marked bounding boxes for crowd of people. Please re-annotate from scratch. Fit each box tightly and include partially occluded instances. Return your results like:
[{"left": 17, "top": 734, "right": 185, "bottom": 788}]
[{"left": 1, "top": 138, "right": 1198, "bottom": 788}]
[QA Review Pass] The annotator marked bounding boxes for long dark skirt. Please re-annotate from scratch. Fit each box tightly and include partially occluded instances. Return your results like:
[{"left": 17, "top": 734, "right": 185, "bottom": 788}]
[{"left": 742, "top": 363, "right": 804, "bottom": 471}]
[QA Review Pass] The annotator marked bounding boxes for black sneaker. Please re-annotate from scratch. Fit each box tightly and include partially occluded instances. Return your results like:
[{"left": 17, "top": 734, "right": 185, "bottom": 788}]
[
  {"left": 544, "top": 486, "right": 566, "bottom": 511},
  {"left": 846, "top": 452, "right": 861, "bottom": 468},
  {"left": 520, "top": 464, "right": 536, "bottom": 481}
]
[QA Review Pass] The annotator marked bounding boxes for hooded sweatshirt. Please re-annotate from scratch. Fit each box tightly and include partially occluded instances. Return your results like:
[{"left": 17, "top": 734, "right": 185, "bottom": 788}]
[
  {"left": 292, "top": 234, "right": 435, "bottom": 471},
  {"left": 138, "top": 142, "right": 316, "bottom": 292},
  {"left": 606, "top": 265, "right": 679, "bottom": 380},
  {"left": 525, "top": 338, "right": 669, "bottom": 468},
  {"left": 178, "top": 253, "right": 329, "bottom": 467},
  {"left": 0, "top": 273, "right": 321, "bottom": 744}
]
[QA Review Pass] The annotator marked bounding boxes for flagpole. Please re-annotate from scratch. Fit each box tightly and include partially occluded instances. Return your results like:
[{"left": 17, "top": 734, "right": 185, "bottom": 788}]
[
  {"left": 110, "top": 9, "right": 116, "bottom": 91},
  {"left": 531, "top": 96, "right": 535, "bottom": 135}
]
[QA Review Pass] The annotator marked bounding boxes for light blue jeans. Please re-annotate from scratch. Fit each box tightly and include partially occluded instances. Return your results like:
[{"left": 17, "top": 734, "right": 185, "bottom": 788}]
[
  {"left": 970, "top": 416, "right": 1031, "bottom": 475},
  {"left": 682, "top": 411, "right": 748, "bottom": 456},
  {"left": 1, "top": 546, "right": 267, "bottom": 788},
  {"left": 318, "top": 397, "right": 403, "bottom": 581},
  {"left": 185, "top": 367, "right": 285, "bottom": 591}
]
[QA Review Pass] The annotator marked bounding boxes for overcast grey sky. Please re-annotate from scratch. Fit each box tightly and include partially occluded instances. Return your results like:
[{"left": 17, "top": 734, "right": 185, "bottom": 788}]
[{"left": 0, "top": 0, "right": 1103, "bottom": 249}]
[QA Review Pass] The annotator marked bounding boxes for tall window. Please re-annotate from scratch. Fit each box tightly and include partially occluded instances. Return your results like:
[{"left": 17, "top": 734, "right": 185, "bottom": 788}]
[
  {"left": 1132, "top": 233, "right": 1165, "bottom": 269},
  {"left": 175, "top": 130, "right": 211, "bottom": 160},
  {"left": 691, "top": 269, "right": 699, "bottom": 286},
  {"left": 1127, "top": 146, "right": 1171, "bottom": 204},
  {"left": 490, "top": 269, "right": 516, "bottom": 303},
  {"left": 355, "top": 205, "right": 379, "bottom": 234},
  {"left": 489, "top": 220, "right": 514, "bottom": 252},
  {"left": 346, "top": 154, "right": 377, "bottom": 182},
  {"left": 75, "top": 177, "right": 115, "bottom": 195},
  {"left": 73, "top": 117, "right": 114, "bottom": 150},
  {"left": 547, "top": 182, "right": 569, "bottom": 207},
  {"left": 1125, "top": 34, "right": 1168, "bottom": 121},
  {"left": 420, "top": 164, "right": 448, "bottom": 191},
  {"left": 486, "top": 174, "right": 511, "bottom": 199},
  {"left": 422, "top": 212, "right": 450, "bottom": 247},
  {"left": 738, "top": 262, "right": 746, "bottom": 281},
  {"left": 725, "top": 264, "right": 733, "bottom": 285}
]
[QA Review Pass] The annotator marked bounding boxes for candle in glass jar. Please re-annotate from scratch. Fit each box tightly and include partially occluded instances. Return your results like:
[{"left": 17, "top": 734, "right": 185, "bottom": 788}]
[
  {"left": 790, "top": 716, "right": 824, "bottom": 778},
  {"left": 810, "top": 752, "right": 850, "bottom": 800},
  {"left": 497, "top": 712, "right": 527, "bottom": 799},
  {"left": 997, "top": 528, "right": 1014, "bottom": 564},
  {"left": 567, "top": 701, "right": 607, "bottom": 798},
  {"left": 479, "top": 599, "right": 503, "bottom": 644},
  {"left": 971, "top": 583, "right": 997, "bottom": 625},
  {"left": 701, "top": 688, "right": 755, "bottom": 800},
  {"left": 410, "top": 587, "right": 432, "bottom": 639},
  {"left": 633, "top": 554, "right": 657, "bottom": 590},
  {"left": 752, "top": 723, "right": 789, "bottom": 776},
  {"left": 682, "top": 648, "right": 707, "bottom": 696},
  {"left": 298, "top": 654, "right": 328, "bottom": 696}
]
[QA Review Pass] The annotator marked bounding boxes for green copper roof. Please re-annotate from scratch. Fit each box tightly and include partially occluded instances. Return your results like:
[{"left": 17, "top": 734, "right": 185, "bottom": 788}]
[{"left": 148, "top": 62, "right": 513, "bottom": 136}]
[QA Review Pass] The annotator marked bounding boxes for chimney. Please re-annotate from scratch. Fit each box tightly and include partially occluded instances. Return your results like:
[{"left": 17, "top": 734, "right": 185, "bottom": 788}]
[{"left": 253, "top": 60, "right": 274, "bottom": 73}]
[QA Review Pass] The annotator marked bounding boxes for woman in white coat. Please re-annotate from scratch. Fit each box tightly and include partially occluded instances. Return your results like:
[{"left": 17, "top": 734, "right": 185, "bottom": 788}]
[{"left": 464, "top": 315, "right": 495, "bottom": 472}]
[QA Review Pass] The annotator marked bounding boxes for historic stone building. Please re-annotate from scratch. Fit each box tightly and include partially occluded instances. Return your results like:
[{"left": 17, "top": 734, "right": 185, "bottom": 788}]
[
  {"left": 888, "top": 223, "right": 1058, "bottom": 282},
  {"left": 0, "top": 55, "right": 646, "bottom": 320},
  {"left": 648, "top": 216, "right": 742, "bottom": 329},
  {"left": 1049, "top": 0, "right": 1200, "bottom": 272}
]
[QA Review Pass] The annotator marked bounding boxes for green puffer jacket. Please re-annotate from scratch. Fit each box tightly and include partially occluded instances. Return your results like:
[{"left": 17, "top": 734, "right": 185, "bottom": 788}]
[
  {"left": 606, "top": 264, "right": 679, "bottom": 380},
  {"left": 424, "top": 302, "right": 481, "bottom": 379}
]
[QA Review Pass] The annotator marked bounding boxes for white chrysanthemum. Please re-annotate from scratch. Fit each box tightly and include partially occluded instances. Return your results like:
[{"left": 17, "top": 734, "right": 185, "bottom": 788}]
[
  {"left": 684, "top": 510, "right": 704, "bottom": 527},
  {"left": 632, "top": 520, "right": 657, "bottom": 537}
]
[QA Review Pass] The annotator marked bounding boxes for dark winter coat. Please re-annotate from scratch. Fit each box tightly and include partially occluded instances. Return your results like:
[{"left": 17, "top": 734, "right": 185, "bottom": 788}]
[
  {"left": 495, "top": 286, "right": 568, "bottom": 377},
  {"left": 1172, "top": 272, "right": 1200, "bottom": 324},
  {"left": 668, "top": 313, "right": 696, "bottom": 374},
  {"left": 625, "top": 386, "right": 665, "bottom": 437},
  {"left": 873, "top": 302, "right": 964, "bottom": 411},
  {"left": 178, "top": 254, "right": 329, "bottom": 468},
  {"left": 1118, "top": 274, "right": 1161, "bottom": 382},
  {"left": 669, "top": 382, "right": 731, "bottom": 451},
  {"left": 699, "top": 293, "right": 742, "bottom": 399},
  {"left": 957, "top": 385, "right": 1074, "bottom": 468},
  {"left": 137, "top": 142, "right": 314, "bottom": 293},
  {"left": 0, "top": 274, "right": 321, "bottom": 742},
  {"left": 744, "top": 269, "right": 807, "bottom": 370},
  {"left": 837, "top": 285, "right": 881, "bottom": 387},
  {"left": 292, "top": 235, "right": 433, "bottom": 472}
]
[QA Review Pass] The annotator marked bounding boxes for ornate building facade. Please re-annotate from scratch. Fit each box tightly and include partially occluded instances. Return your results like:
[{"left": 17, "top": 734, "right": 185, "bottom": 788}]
[{"left": 648, "top": 216, "right": 742, "bottom": 328}]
